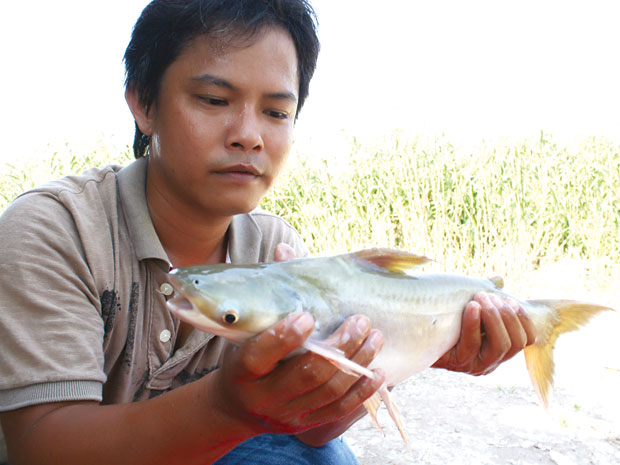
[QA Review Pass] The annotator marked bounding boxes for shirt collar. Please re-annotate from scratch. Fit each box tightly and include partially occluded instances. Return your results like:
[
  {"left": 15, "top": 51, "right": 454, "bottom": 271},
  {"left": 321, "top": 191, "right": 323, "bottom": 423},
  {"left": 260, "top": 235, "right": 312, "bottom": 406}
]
[{"left": 117, "top": 157, "right": 169, "bottom": 269}]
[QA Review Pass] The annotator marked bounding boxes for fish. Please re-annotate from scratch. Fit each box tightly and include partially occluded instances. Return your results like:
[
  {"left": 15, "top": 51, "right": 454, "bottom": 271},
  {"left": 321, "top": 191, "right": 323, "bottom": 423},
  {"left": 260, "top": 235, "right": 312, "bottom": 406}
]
[{"left": 165, "top": 248, "right": 613, "bottom": 447}]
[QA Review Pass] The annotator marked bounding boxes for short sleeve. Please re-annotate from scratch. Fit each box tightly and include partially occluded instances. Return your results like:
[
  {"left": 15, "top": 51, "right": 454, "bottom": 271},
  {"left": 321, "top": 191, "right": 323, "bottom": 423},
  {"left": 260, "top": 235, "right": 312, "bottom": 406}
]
[{"left": 0, "top": 191, "right": 105, "bottom": 411}]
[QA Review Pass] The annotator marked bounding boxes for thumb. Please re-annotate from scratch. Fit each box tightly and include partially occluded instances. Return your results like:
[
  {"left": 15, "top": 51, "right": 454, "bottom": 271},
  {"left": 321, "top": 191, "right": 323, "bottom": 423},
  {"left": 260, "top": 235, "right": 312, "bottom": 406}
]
[{"left": 274, "top": 243, "right": 297, "bottom": 262}]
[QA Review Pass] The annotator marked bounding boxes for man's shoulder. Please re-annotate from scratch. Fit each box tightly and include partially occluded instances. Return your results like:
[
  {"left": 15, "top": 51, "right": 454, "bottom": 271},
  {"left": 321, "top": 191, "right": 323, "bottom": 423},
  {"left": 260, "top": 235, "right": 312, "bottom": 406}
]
[
  {"left": 2, "top": 165, "right": 122, "bottom": 226},
  {"left": 0, "top": 164, "right": 132, "bottom": 261},
  {"left": 230, "top": 209, "right": 309, "bottom": 262},
  {"left": 19, "top": 164, "right": 123, "bottom": 202},
  {"left": 245, "top": 208, "right": 299, "bottom": 234}
]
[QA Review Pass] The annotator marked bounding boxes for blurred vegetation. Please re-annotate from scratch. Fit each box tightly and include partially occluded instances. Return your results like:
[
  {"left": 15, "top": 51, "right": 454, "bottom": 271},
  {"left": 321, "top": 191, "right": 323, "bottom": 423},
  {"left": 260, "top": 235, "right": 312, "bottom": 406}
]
[
  {"left": 262, "top": 133, "right": 620, "bottom": 285},
  {"left": 2, "top": 134, "right": 619, "bottom": 289}
]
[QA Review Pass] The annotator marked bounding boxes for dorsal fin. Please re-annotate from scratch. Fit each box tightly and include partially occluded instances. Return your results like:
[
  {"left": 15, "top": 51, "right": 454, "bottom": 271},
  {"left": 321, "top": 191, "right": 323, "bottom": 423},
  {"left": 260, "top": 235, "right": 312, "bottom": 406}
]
[
  {"left": 488, "top": 275, "right": 505, "bottom": 289},
  {"left": 352, "top": 248, "right": 433, "bottom": 273}
]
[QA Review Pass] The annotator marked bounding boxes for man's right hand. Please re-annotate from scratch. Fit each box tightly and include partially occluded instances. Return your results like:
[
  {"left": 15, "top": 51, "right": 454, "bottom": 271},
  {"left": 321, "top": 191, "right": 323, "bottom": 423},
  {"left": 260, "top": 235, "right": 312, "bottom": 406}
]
[{"left": 211, "top": 312, "right": 385, "bottom": 436}]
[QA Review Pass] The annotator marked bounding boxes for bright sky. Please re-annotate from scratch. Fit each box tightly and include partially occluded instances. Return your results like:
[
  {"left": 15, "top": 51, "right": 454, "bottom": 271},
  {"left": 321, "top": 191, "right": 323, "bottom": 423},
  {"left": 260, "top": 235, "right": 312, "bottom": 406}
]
[{"left": 1, "top": 0, "right": 619, "bottom": 163}]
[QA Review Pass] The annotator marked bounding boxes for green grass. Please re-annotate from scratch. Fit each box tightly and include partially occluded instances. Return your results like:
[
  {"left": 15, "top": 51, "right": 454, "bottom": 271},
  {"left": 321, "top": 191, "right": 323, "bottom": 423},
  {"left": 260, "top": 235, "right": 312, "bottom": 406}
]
[
  {"left": 2, "top": 133, "right": 619, "bottom": 290},
  {"left": 262, "top": 133, "right": 620, "bottom": 285}
]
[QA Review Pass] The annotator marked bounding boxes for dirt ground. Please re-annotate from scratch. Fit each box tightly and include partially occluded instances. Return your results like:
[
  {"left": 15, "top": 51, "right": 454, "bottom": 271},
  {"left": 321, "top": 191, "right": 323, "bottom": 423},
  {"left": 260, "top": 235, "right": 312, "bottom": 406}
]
[{"left": 344, "top": 267, "right": 620, "bottom": 465}]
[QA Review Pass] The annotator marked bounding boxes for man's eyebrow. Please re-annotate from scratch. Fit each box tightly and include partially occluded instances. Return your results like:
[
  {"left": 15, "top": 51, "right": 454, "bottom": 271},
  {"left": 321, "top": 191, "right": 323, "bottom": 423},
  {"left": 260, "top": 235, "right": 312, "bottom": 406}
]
[
  {"left": 191, "top": 73, "right": 235, "bottom": 90},
  {"left": 191, "top": 73, "right": 298, "bottom": 103},
  {"left": 265, "top": 91, "right": 298, "bottom": 103}
]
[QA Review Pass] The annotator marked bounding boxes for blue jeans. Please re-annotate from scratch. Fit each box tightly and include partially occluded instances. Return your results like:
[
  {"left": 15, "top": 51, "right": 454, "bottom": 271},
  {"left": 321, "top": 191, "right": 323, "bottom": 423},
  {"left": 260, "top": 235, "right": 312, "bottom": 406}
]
[{"left": 214, "top": 434, "right": 359, "bottom": 465}]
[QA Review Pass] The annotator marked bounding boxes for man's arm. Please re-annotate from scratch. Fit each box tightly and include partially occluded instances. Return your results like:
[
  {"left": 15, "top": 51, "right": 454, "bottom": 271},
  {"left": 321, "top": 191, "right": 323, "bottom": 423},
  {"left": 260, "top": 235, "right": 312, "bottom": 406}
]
[
  {"left": 1, "top": 380, "right": 252, "bottom": 465},
  {"left": 1, "top": 311, "right": 384, "bottom": 465}
]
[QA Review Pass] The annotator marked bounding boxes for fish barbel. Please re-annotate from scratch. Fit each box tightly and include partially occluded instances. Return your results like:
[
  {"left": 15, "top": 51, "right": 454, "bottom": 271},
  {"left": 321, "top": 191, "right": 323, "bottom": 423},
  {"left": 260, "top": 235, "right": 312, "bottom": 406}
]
[{"left": 166, "top": 248, "right": 612, "bottom": 446}]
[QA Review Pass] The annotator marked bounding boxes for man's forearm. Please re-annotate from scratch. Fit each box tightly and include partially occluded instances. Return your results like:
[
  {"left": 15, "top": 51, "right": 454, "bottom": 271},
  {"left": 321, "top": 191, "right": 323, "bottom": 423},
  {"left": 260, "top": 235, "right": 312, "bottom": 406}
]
[{"left": 1, "top": 372, "right": 257, "bottom": 465}]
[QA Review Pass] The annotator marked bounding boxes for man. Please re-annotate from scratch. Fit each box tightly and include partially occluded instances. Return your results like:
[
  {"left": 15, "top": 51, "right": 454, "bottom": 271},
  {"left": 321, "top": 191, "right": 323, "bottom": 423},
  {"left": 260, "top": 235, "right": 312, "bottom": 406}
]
[{"left": 0, "top": 1, "right": 535, "bottom": 464}]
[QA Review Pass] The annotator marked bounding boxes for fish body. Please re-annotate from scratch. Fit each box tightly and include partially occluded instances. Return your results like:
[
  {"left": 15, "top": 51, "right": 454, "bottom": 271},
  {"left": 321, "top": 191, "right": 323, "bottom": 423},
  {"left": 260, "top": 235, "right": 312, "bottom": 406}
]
[
  {"left": 168, "top": 251, "right": 490, "bottom": 384},
  {"left": 166, "top": 248, "right": 612, "bottom": 444}
]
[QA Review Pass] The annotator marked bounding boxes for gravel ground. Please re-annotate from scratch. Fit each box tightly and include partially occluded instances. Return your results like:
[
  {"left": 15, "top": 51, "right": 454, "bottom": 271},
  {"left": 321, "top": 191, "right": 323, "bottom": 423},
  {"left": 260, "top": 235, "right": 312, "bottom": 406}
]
[{"left": 344, "top": 270, "right": 620, "bottom": 465}]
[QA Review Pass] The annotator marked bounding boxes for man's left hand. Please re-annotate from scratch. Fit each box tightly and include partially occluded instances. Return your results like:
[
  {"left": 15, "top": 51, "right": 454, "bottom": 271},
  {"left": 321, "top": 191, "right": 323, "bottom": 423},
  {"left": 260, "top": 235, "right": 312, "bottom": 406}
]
[{"left": 432, "top": 292, "right": 537, "bottom": 375}]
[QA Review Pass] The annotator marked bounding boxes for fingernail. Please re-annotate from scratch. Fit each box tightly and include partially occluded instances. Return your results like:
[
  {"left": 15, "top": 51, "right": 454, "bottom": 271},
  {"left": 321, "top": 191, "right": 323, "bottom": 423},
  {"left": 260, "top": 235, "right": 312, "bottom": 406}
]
[
  {"left": 470, "top": 302, "right": 481, "bottom": 319},
  {"left": 489, "top": 294, "right": 503, "bottom": 307},
  {"left": 369, "top": 330, "right": 384, "bottom": 351},
  {"left": 356, "top": 316, "right": 371, "bottom": 334},
  {"left": 291, "top": 313, "right": 314, "bottom": 333},
  {"left": 504, "top": 297, "right": 517, "bottom": 310},
  {"left": 371, "top": 368, "right": 386, "bottom": 383},
  {"left": 517, "top": 305, "right": 530, "bottom": 318}
]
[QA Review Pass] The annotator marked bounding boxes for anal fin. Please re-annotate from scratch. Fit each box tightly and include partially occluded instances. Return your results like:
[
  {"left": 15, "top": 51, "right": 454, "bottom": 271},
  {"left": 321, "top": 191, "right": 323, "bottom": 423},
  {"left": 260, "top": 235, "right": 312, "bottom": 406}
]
[
  {"left": 378, "top": 384, "right": 412, "bottom": 454},
  {"left": 363, "top": 392, "right": 385, "bottom": 435},
  {"left": 303, "top": 339, "right": 412, "bottom": 455}
]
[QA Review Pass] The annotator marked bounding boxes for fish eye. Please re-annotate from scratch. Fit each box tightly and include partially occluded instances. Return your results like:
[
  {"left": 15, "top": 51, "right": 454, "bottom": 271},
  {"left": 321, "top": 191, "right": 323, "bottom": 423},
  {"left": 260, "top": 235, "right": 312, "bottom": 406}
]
[
  {"left": 222, "top": 309, "right": 239, "bottom": 325},
  {"left": 193, "top": 279, "right": 200, "bottom": 286}
]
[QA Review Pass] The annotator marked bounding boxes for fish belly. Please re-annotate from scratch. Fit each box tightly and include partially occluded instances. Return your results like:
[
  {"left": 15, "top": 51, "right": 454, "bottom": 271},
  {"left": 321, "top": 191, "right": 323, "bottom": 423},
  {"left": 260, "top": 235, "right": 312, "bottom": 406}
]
[
  {"left": 370, "top": 309, "right": 463, "bottom": 385},
  {"left": 321, "top": 271, "right": 491, "bottom": 385}
]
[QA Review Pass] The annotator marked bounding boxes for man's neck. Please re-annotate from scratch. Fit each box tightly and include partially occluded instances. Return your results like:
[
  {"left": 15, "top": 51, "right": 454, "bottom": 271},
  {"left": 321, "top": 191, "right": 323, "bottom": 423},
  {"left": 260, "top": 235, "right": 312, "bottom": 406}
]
[
  {"left": 156, "top": 218, "right": 229, "bottom": 268},
  {"left": 146, "top": 172, "right": 231, "bottom": 268}
]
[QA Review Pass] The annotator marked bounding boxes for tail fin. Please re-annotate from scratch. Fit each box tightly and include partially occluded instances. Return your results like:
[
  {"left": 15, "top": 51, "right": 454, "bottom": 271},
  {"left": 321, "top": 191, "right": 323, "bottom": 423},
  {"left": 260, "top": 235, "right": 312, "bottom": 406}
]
[{"left": 523, "top": 300, "right": 614, "bottom": 408}]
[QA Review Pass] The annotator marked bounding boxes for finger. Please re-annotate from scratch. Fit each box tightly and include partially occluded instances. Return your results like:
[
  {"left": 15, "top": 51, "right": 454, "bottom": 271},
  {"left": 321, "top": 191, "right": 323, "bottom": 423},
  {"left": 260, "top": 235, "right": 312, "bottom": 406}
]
[
  {"left": 267, "top": 316, "right": 374, "bottom": 403},
  {"left": 322, "top": 315, "right": 372, "bottom": 358},
  {"left": 490, "top": 296, "right": 527, "bottom": 364},
  {"left": 304, "top": 369, "right": 386, "bottom": 427},
  {"left": 514, "top": 303, "right": 537, "bottom": 346},
  {"left": 451, "top": 300, "right": 483, "bottom": 370},
  {"left": 274, "top": 243, "right": 297, "bottom": 262},
  {"left": 476, "top": 293, "right": 511, "bottom": 375},
  {"left": 285, "top": 329, "right": 384, "bottom": 412},
  {"left": 317, "top": 328, "right": 384, "bottom": 399},
  {"left": 231, "top": 312, "right": 315, "bottom": 380}
]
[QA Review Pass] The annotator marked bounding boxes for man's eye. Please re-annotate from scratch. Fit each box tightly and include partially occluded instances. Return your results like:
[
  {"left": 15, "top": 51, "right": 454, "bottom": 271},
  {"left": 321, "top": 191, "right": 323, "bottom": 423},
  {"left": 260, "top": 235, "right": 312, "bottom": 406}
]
[
  {"left": 266, "top": 110, "right": 288, "bottom": 120},
  {"left": 199, "top": 96, "right": 227, "bottom": 106}
]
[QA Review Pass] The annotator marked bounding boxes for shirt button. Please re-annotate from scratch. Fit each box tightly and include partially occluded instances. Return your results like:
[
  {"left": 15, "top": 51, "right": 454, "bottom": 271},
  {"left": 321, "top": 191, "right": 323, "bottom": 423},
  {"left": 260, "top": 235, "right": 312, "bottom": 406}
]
[
  {"left": 160, "top": 329, "right": 172, "bottom": 343},
  {"left": 160, "top": 283, "right": 174, "bottom": 296}
]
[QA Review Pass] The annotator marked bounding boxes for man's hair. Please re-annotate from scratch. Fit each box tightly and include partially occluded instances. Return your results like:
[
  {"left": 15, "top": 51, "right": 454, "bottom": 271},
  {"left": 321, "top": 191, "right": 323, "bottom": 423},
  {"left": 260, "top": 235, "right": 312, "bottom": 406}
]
[{"left": 124, "top": 0, "right": 320, "bottom": 158}]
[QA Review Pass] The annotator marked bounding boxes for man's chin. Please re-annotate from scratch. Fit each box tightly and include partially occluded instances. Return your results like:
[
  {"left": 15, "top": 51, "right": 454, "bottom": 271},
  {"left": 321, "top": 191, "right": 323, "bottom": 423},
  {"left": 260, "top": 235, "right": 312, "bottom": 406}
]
[{"left": 206, "top": 200, "right": 262, "bottom": 218}]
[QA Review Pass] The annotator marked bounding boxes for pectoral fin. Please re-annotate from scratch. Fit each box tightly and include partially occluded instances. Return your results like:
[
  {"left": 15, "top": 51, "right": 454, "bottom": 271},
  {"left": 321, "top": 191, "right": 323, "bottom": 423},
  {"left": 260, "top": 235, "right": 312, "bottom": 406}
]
[{"left": 302, "top": 339, "right": 378, "bottom": 380}]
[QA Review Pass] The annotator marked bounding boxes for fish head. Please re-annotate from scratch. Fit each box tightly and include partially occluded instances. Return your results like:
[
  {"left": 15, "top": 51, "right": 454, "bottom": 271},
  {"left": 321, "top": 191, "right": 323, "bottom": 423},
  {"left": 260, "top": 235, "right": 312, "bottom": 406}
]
[{"left": 166, "top": 264, "right": 300, "bottom": 343}]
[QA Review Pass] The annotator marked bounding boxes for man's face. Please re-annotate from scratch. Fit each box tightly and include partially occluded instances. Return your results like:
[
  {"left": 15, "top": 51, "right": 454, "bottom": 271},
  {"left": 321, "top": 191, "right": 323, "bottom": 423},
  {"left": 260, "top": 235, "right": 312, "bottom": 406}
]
[{"left": 143, "top": 27, "right": 299, "bottom": 218}]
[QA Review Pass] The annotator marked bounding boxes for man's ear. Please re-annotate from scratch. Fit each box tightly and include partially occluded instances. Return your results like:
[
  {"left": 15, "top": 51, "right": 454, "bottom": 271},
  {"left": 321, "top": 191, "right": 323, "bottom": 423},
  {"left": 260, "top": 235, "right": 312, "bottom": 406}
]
[{"left": 125, "top": 86, "right": 154, "bottom": 136}]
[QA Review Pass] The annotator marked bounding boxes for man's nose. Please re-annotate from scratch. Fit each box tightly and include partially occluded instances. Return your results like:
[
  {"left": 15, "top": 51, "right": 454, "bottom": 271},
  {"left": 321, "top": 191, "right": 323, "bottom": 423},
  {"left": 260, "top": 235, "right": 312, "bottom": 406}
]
[{"left": 226, "top": 107, "right": 264, "bottom": 153}]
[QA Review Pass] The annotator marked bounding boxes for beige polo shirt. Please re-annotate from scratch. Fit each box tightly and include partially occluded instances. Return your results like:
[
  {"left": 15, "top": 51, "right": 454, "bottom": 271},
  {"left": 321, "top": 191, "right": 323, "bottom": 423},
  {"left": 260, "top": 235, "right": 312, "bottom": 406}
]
[{"left": 0, "top": 157, "right": 307, "bottom": 459}]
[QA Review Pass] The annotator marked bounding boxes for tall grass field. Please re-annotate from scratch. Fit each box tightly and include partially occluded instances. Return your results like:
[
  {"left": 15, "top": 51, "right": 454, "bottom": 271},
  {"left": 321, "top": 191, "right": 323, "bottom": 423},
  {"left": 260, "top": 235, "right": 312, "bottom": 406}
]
[{"left": 2, "top": 134, "right": 619, "bottom": 295}]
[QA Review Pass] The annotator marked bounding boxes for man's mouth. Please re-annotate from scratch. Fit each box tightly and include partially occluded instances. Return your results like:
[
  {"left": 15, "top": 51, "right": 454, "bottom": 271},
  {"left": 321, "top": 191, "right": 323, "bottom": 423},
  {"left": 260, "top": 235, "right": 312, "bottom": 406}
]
[{"left": 215, "top": 164, "right": 262, "bottom": 177}]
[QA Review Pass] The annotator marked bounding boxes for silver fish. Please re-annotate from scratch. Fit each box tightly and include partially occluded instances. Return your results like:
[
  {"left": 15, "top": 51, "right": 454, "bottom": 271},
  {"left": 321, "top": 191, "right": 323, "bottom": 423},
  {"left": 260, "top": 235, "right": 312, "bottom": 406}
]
[{"left": 166, "top": 248, "right": 612, "bottom": 446}]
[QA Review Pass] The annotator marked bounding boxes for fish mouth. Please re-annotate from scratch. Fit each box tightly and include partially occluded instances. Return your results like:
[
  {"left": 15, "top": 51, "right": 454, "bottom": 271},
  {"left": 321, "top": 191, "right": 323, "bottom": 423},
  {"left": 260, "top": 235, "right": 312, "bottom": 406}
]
[
  {"left": 165, "top": 278, "right": 220, "bottom": 332},
  {"left": 167, "top": 293, "right": 196, "bottom": 313},
  {"left": 165, "top": 274, "right": 198, "bottom": 315},
  {"left": 166, "top": 292, "right": 228, "bottom": 336},
  {"left": 166, "top": 291, "right": 205, "bottom": 324}
]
